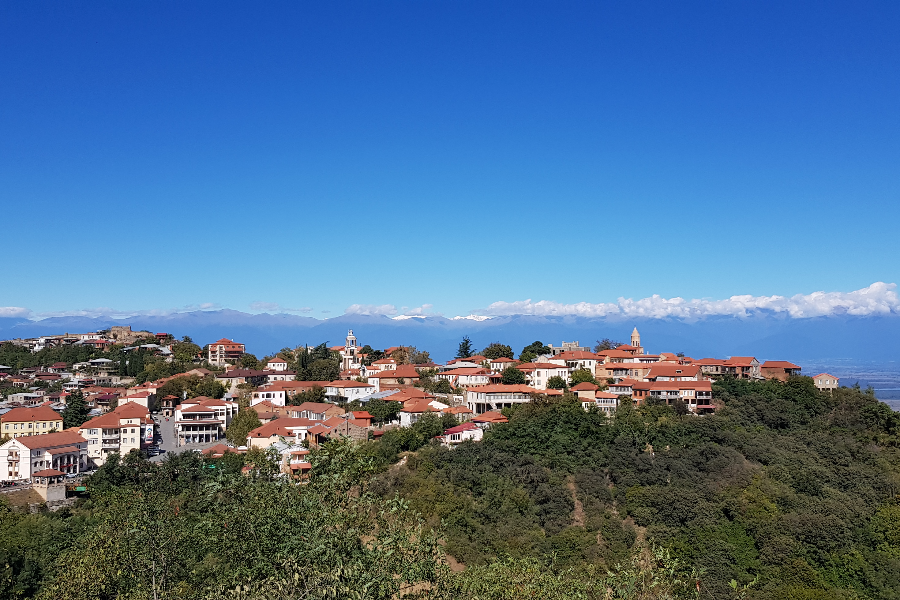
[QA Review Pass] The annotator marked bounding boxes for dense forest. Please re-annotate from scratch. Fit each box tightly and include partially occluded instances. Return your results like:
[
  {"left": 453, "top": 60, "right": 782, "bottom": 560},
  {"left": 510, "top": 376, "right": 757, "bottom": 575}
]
[
  {"left": 2, "top": 376, "right": 899, "bottom": 599},
  {"left": 372, "top": 378, "right": 900, "bottom": 599}
]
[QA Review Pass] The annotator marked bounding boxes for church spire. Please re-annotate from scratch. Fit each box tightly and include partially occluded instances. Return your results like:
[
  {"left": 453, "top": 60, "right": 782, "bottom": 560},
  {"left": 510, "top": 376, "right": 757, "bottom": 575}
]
[{"left": 631, "top": 328, "right": 642, "bottom": 354}]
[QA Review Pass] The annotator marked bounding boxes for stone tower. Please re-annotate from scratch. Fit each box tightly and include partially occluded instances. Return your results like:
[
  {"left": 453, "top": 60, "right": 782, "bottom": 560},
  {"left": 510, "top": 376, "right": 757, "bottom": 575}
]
[{"left": 631, "top": 327, "right": 644, "bottom": 355}]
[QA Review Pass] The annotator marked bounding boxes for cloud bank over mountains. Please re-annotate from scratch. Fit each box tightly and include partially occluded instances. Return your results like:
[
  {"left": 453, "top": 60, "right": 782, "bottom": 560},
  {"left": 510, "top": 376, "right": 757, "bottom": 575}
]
[
  {"left": 1, "top": 283, "right": 898, "bottom": 323},
  {"left": 478, "top": 283, "right": 900, "bottom": 320}
]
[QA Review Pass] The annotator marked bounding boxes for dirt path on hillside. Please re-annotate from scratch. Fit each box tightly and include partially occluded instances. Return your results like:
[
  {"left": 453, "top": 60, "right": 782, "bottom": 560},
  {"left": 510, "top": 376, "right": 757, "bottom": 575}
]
[{"left": 567, "top": 476, "right": 585, "bottom": 527}]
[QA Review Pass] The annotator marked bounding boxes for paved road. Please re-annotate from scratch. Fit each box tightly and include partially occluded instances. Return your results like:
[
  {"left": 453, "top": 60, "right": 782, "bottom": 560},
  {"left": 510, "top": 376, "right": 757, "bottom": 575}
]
[{"left": 148, "top": 415, "right": 223, "bottom": 462}]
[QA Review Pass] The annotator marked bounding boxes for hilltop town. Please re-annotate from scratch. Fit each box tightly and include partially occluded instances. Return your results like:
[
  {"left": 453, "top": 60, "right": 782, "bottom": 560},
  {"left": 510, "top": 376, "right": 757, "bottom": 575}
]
[{"left": 0, "top": 325, "right": 842, "bottom": 490}]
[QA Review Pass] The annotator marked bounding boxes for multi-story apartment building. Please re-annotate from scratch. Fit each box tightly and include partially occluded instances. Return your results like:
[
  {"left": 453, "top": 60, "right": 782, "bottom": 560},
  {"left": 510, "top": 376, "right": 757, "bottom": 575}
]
[
  {"left": 0, "top": 431, "right": 88, "bottom": 482},
  {"left": 1, "top": 406, "right": 63, "bottom": 438},
  {"left": 207, "top": 338, "right": 245, "bottom": 366},
  {"left": 174, "top": 396, "right": 238, "bottom": 445},
  {"left": 79, "top": 401, "right": 155, "bottom": 467}
]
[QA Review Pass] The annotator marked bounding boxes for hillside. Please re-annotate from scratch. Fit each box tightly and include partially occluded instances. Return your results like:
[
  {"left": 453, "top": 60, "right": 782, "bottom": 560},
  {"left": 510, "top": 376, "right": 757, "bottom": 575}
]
[{"left": 372, "top": 379, "right": 900, "bottom": 599}]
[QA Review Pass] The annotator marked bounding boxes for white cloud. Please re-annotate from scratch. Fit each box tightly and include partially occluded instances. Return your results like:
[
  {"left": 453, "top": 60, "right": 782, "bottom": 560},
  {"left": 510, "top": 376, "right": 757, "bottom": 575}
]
[
  {"left": 0, "top": 307, "right": 31, "bottom": 318},
  {"left": 478, "top": 282, "right": 900, "bottom": 320},
  {"left": 344, "top": 304, "right": 398, "bottom": 316},
  {"left": 249, "top": 302, "right": 313, "bottom": 314}
]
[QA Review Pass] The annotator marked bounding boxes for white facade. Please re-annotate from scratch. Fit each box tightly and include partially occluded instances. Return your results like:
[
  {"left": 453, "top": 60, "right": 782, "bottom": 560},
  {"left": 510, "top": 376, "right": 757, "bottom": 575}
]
[{"left": 1, "top": 433, "right": 88, "bottom": 482}]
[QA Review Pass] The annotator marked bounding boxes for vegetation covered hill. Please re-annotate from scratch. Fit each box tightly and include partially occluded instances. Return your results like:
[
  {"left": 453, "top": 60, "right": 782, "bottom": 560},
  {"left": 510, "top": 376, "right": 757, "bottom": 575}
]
[
  {"left": 371, "top": 378, "right": 900, "bottom": 599},
  {"left": 1, "top": 376, "right": 898, "bottom": 599}
]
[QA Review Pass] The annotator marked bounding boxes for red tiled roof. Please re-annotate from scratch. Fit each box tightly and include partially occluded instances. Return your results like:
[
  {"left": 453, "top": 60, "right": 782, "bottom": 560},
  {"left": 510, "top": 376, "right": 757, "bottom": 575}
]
[
  {"left": 761, "top": 361, "right": 801, "bottom": 369},
  {"left": 554, "top": 351, "right": 601, "bottom": 360},
  {"left": 472, "top": 411, "right": 508, "bottom": 423},
  {"left": 440, "top": 367, "right": 490, "bottom": 375},
  {"left": 724, "top": 356, "right": 757, "bottom": 366},
  {"left": 32, "top": 468, "right": 66, "bottom": 477},
  {"left": 248, "top": 418, "right": 317, "bottom": 438},
  {"left": 402, "top": 400, "right": 440, "bottom": 414},
  {"left": 294, "top": 402, "right": 341, "bottom": 414},
  {"left": 571, "top": 382, "right": 599, "bottom": 391},
  {"left": 442, "top": 422, "right": 480, "bottom": 435},
  {"left": 467, "top": 384, "right": 538, "bottom": 394},
  {"left": 15, "top": 430, "right": 85, "bottom": 449},
  {"left": 1, "top": 406, "right": 62, "bottom": 423},
  {"left": 327, "top": 380, "right": 375, "bottom": 388},
  {"left": 646, "top": 365, "right": 701, "bottom": 378},
  {"left": 694, "top": 358, "right": 726, "bottom": 366},
  {"left": 367, "top": 365, "right": 420, "bottom": 379}
]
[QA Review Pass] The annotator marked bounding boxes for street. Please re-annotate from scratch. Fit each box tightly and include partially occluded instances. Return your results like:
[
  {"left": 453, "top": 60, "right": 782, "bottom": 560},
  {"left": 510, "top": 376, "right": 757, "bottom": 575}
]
[{"left": 149, "top": 415, "right": 222, "bottom": 462}]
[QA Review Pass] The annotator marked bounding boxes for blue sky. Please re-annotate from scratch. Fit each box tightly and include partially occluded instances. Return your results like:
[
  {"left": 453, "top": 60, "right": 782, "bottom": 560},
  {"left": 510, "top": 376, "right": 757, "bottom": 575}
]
[{"left": 1, "top": 1, "right": 898, "bottom": 319}]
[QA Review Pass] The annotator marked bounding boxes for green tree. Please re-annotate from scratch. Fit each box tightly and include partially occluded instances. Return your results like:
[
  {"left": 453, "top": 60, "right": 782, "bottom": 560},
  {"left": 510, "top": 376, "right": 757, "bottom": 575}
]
[
  {"left": 482, "top": 342, "right": 514, "bottom": 360},
  {"left": 238, "top": 353, "right": 260, "bottom": 370},
  {"left": 520, "top": 341, "right": 550, "bottom": 360},
  {"left": 501, "top": 366, "right": 527, "bottom": 385},
  {"left": 288, "top": 385, "right": 327, "bottom": 406},
  {"left": 194, "top": 378, "right": 226, "bottom": 399},
  {"left": 365, "top": 398, "right": 402, "bottom": 426},
  {"left": 570, "top": 368, "right": 596, "bottom": 386},
  {"left": 456, "top": 336, "right": 474, "bottom": 359},
  {"left": 225, "top": 408, "right": 262, "bottom": 446},
  {"left": 173, "top": 341, "right": 202, "bottom": 363},
  {"left": 408, "top": 347, "right": 431, "bottom": 364},
  {"left": 546, "top": 375, "right": 568, "bottom": 390},
  {"left": 308, "top": 359, "right": 340, "bottom": 382},
  {"left": 62, "top": 391, "right": 89, "bottom": 429}
]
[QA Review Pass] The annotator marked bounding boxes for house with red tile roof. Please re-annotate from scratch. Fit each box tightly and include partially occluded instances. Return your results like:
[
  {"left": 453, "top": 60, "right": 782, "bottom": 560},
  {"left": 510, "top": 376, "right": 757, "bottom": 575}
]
[
  {"left": 514, "top": 362, "right": 571, "bottom": 390},
  {"left": 694, "top": 358, "right": 727, "bottom": 376},
  {"left": 436, "top": 367, "right": 491, "bottom": 388},
  {"left": 438, "top": 422, "right": 482, "bottom": 447},
  {"left": 366, "top": 364, "right": 421, "bottom": 391},
  {"left": 548, "top": 351, "right": 602, "bottom": 376},
  {"left": 645, "top": 364, "right": 703, "bottom": 382},
  {"left": 1, "top": 406, "right": 63, "bottom": 438},
  {"left": 471, "top": 411, "right": 508, "bottom": 427},
  {"left": 79, "top": 401, "right": 154, "bottom": 466},
  {"left": 247, "top": 418, "right": 321, "bottom": 449},
  {"left": 325, "top": 380, "right": 377, "bottom": 403},
  {"left": 399, "top": 398, "right": 449, "bottom": 427},
  {"left": 723, "top": 357, "right": 761, "bottom": 380},
  {"left": 290, "top": 402, "right": 345, "bottom": 421},
  {"left": 580, "top": 391, "right": 622, "bottom": 414},
  {"left": 760, "top": 361, "right": 802, "bottom": 382},
  {"left": 487, "top": 357, "right": 517, "bottom": 373},
  {"left": 632, "top": 380, "right": 714, "bottom": 413},
  {"left": 1, "top": 430, "right": 88, "bottom": 482},
  {"left": 266, "top": 357, "right": 289, "bottom": 371},
  {"left": 812, "top": 373, "right": 839, "bottom": 392}
]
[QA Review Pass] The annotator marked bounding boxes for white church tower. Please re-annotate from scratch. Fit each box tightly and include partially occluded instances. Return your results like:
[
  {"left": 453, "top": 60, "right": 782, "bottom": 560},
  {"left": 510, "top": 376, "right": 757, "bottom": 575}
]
[{"left": 341, "top": 330, "right": 359, "bottom": 371}]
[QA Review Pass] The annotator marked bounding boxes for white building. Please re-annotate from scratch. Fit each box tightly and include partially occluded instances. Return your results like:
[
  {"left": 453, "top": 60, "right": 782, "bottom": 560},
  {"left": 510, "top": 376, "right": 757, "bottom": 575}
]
[
  {"left": 1, "top": 431, "right": 88, "bottom": 482},
  {"left": 325, "top": 380, "right": 377, "bottom": 403}
]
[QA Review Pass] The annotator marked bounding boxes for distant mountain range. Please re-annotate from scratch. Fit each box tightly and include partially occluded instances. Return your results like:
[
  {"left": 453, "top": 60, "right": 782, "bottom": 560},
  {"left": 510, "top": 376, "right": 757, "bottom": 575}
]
[{"left": 1, "top": 309, "right": 899, "bottom": 365}]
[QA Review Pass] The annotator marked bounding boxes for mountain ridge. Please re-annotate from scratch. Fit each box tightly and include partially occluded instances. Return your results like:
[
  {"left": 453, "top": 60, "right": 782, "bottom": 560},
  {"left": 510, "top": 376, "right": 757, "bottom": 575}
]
[{"left": 1, "top": 309, "right": 899, "bottom": 364}]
